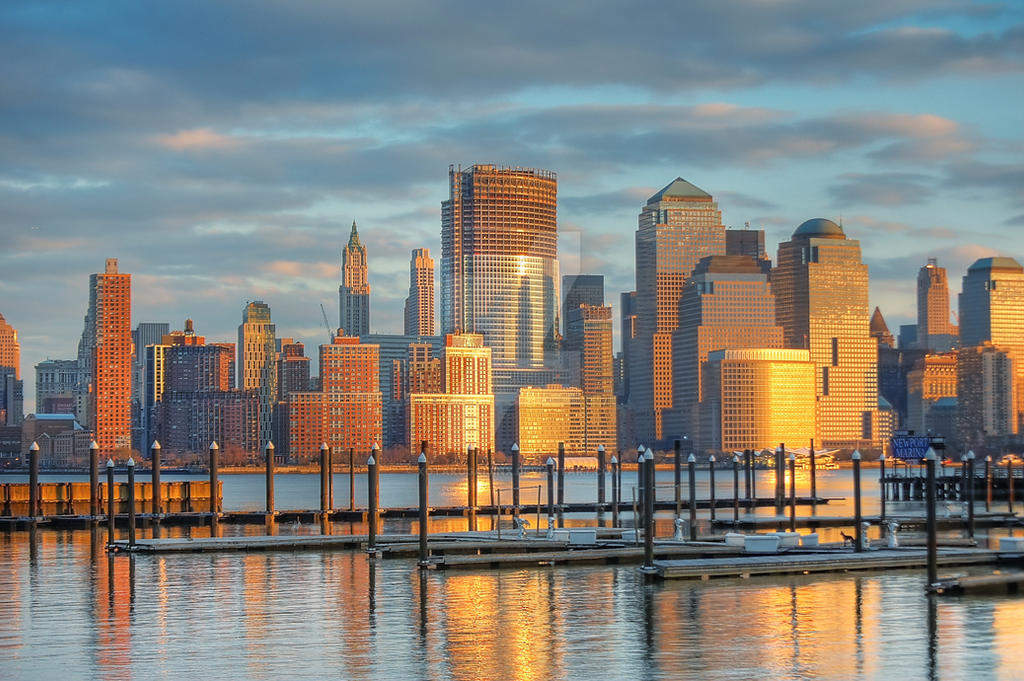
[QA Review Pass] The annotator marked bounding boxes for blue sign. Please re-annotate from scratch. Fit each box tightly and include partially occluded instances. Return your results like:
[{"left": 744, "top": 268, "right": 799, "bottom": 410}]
[{"left": 890, "top": 436, "right": 931, "bottom": 460}]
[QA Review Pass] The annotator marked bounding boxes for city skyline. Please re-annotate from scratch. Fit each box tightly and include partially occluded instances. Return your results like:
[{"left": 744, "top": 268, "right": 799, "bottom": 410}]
[{"left": 2, "top": 2, "right": 1023, "bottom": 411}]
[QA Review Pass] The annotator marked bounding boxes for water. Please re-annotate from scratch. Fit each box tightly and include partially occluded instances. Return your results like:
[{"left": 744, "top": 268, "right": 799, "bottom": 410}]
[{"left": 3, "top": 467, "right": 1024, "bottom": 679}]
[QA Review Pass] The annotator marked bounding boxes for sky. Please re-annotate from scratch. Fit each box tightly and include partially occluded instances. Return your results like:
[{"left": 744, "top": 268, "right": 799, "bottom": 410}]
[{"left": 2, "top": 1, "right": 1023, "bottom": 408}]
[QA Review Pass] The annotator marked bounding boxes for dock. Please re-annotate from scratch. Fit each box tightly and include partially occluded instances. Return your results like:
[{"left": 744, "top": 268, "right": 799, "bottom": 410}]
[
  {"left": 931, "top": 571, "right": 1024, "bottom": 596},
  {"left": 432, "top": 542, "right": 741, "bottom": 570},
  {"left": 653, "top": 547, "right": 1007, "bottom": 580}
]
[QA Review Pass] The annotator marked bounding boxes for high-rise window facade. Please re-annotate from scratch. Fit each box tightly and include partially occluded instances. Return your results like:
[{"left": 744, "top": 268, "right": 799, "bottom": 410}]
[
  {"left": 917, "top": 259, "right": 957, "bottom": 352},
  {"left": 80, "top": 259, "right": 132, "bottom": 456},
  {"left": 441, "top": 164, "right": 559, "bottom": 372},
  {"left": 959, "top": 257, "right": 1024, "bottom": 434},
  {"left": 630, "top": 178, "right": 725, "bottom": 445},
  {"left": 238, "top": 301, "right": 277, "bottom": 447},
  {"left": 773, "top": 219, "right": 879, "bottom": 449},
  {"left": 339, "top": 221, "right": 370, "bottom": 336},
  {"left": 404, "top": 248, "right": 436, "bottom": 336}
]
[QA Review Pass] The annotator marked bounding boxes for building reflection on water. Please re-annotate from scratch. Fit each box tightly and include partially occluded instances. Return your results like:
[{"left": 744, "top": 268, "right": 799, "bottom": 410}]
[{"left": 1, "top": 526, "right": 1022, "bottom": 679}]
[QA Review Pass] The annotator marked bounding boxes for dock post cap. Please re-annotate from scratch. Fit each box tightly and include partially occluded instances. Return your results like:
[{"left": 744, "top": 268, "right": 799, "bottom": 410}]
[
  {"left": 151, "top": 440, "right": 161, "bottom": 450},
  {"left": 733, "top": 454, "right": 740, "bottom": 462},
  {"left": 546, "top": 457, "right": 555, "bottom": 466},
  {"left": 687, "top": 453, "right": 696, "bottom": 463},
  {"left": 367, "top": 454, "right": 376, "bottom": 465},
  {"left": 967, "top": 450, "right": 975, "bottom": 460},
  {"left": 89, "top": 440, "right": 99, "bottom": 450},
  {"left": 29, "top": 441, "right": 39, "bottom": 451},
  {"left": 511, "top": 443, "right": 519, "bottom": 451},
  {"left": 644, "top": 448, "right": 654, "bottom": 460},
  {"left": 320, "top": 442, "right": 329, "bottom": 451},
  {"left": 371, "top": 442, "right": 380, "bottom": 450},
  {"left": 636, "top": 444, "right": 645, "bottom": 453},
  {"left": 851, "top": 450, "right": 861, "bottom": 460},
  {"left": 985, "top": 455, "right": 992, "bottom": 462},
  {"left": 266, "top": 441, "right": 275, "bottom": 450},
  {"left": 127, "top": 457, "right": 135, "bottom": 467},
  {"left": 106, "top": 459, "right": 115, "bottom": 468},
  {"left": 924, "top": 447, "right": 937, "bottom": 461},
  {"left": 610, "top": 455, "right": 618, "bottom": 464},
  {"left": 878, "top": 453, "right": 886, "bottom": 461},
  {"left": 597, "top": 444, "right": 605, "bottom": 452},
  {"left": 209, "top": 441, "right": 219, "bottom": 450},
  {"left": 709, "top": 454, "right": 716, "bottom": 462},
  {"left": 417, "top": 452, "right": 427, "bottom": 463},
  {"left": 960, "top": 454, "right": 967, "bottom": 462},
  {"left": 788, "top": 452, "right": 795, "bottom": 461}
]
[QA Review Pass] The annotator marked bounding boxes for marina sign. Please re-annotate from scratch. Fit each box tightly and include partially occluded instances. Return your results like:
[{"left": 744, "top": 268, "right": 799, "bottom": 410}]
[{"left": 890, "top": 436, "right": 932, "bottom": 460}]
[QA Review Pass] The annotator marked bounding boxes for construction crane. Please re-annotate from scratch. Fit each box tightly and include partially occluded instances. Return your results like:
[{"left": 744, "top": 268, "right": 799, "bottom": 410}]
[{"left": 320, "top": 303, "right": 334, "bottom": 342}]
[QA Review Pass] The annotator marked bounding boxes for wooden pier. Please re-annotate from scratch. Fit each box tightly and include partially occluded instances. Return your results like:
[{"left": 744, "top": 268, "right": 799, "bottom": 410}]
[
  {"left": 653, "top": 547, "right": 1007, "bottom": 580},
  {"left": 931, "top": 572, "right": 1024, "bottom": 596}
]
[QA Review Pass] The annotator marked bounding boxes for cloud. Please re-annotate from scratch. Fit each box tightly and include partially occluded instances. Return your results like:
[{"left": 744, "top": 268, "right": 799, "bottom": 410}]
[
  {"left": 829, "top": 172, "right": 935, "bottom": 206},
  {"left": 154, "top": 128, "right": 242, "bottom": 151}
]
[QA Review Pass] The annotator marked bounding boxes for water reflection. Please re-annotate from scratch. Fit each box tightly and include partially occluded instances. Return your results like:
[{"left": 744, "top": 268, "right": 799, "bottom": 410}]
[{"left": 1, "top": 529, "right": 1024, "bottom": 680}]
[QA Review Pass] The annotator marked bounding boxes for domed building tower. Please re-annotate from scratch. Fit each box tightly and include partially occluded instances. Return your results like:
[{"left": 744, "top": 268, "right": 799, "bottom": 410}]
[{"left": 773, "top": 219, "right": 879, "bottom": 449}]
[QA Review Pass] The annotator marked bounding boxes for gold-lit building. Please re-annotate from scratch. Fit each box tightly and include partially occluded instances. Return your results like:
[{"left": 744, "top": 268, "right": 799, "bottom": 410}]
[
  {"left": 667, "top": 254, "right": 783, "bottom": 449},
  {"left": 407, "top": 333, "right": 494, "bottom": 457},
  {"left": 79, "top": 259, "right": 132, "bottom": 456},
  {"left": 917, "top": 258, "right": 957, "bottom": 352},
  {"left": 959, "top": 256, "right": 1024, "bottom": 435},
  {"left": 517, "top": 385, "right": 584, "bottom": 458},
  {"left": 564, "top": 303, "right": 617, "bottom": 452},
  {"left": 339, "top": 221, "right": 370, "bottom": 336},
  {"left": 701, "top": 349, "right": 816, "bottom": 453},
  {"left": 773, "top": 219, "right": 880, "bottom": 449},
  {"left": 957, "top": 343, "right": 1017, "bottom": 448},
  {"left": 404, "top": 248, "right": 435, "bottom": 336},
  {"left": 630, "top": 178, "right": 725, "bottom": 445},
  {"left": 907, "top": 352, "right": 957, "bottom": 435},
  {"left": 238, "top": 300, "right": 277, "bottom": 447}
]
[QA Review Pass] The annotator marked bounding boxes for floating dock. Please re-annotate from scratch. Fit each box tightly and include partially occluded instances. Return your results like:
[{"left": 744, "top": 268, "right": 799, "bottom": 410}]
[{"left": 653, "top": 547, "right": 1008, "bottom": 580}]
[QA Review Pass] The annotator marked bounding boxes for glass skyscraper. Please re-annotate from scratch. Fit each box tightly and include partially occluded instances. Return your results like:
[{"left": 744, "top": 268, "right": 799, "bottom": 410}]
[{"left": 773, "top": 219, "right": 879, "bottom": 449}]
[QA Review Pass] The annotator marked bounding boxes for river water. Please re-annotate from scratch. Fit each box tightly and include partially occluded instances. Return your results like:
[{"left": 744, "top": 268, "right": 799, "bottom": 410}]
[{"left": 2, "top": 467, "right": 1023, "bottom": 680}]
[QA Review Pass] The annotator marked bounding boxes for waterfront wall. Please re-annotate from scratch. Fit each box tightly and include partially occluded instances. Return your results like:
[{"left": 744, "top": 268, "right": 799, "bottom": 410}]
[{"left": 1, "top": 481, "right": 221, "bottom": 517}]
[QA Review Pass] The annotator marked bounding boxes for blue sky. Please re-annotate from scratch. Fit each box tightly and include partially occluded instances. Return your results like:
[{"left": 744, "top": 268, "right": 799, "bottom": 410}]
[{"left": 1, "top": 1, "right": 1023, "bottom": 406}]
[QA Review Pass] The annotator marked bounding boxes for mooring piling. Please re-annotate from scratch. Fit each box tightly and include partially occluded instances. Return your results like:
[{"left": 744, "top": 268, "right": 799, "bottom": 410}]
[
  {"left": 265, "top": 441, "right": 275, "bottom": 515},
  {"left": 89, "top": 441, "right": 100, "bottom": 518},
  {"left": 106, "top": 458, "right": 115, "bottom": 546},
  {"left": 418, "top": 451, "right": 429, "bottom": 567},
  {"left": 687, "top": 453, "right": 697, "bottom": 542},
  {"left": 151, "top": 440, "right": 162, "bottom": 516},
  {"left": 367, "top": 444, "right": 379, "bottom": 552},
  {"left": 126, "top": 457, "right": 137, "bottom": 548},
  {"left": 852, "top": 450, "right": 863, "bottom": 553}
]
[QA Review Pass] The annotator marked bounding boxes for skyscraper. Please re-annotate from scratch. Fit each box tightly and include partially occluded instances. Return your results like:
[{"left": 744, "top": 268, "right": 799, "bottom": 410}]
[
  {"left": 959, "top": 256, "right": 1024, "bottom": 433},
  {"left": 667, "top": 255, "right": 784, "bottom": 450},
  {"left": 561, "top": 275, "right": 604, "bottom": 335},
  {"left": 404, "top": 248, "right": 435, "bottom": 336},
  {"left": 238, "top": 301, "right": 277, "bottom": 447},
  {"left": 407, "top": 333, "right": 494, "bottom": 457},
  {"left": 0, "top": 312, "right": 20, "bottom": 379},
  {"left": 0, "top": 312, "right": 22, "bottom": 426},
  {"left": 702, "top": 349, "right": 817, "bottom": 453},
  {"left": 630, "top": 178, "right": 726, "bottom": 445},
  {"left": 339, "top": 221, "right": 370, "bottom": 336},
  {"left": 78, "top": 259, "right": 132, "bottom": 456},
  {"left": 131, "top": 321, "right": 169, "bottom": 450},
  {"left": 564, "top": 303, "right": 617, "bottom": 453},
  {"left": 917, "top": 258, "right": 957, "bottom": 352},
  {"left": 773, "top": 219, "right": 879, "bottom": 449},
  {"left": 441, "top": 164, "right": 560, "bottom": 449},
  {"left": 957, "top": 343, "right": 1017, "bottom": 446}
]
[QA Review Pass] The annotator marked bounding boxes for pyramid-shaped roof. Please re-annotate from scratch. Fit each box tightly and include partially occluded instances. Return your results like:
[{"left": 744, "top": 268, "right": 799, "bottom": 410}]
[
  {"left": 647, "top": 177, "right": 711, "bottom": 204},
  {"left": 870, "top": 307, "right": 892, "bottom": 339}
]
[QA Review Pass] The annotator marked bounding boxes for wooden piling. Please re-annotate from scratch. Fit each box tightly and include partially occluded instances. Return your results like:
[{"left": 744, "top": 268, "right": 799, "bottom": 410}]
[
  {"left": 708, "top": 455, "right": 716, "bottom": 522},
  {"left": 597, "top": 444, "right": 606, "bottom": 505},
  {"left": 418, "top": 452, "right": 429, "bottom": 567},
  {"left": 209, "top": 441, "right": 219, "bottom": 534},
  {"left": 853, "top": 450, "right": 863, "bottom": 553},
  {"left": 557, "top": 442, "right": 565, "bottom": 508},
  {"left": 89, "top": 441, "right": 99, "bottom": 518},
  {"left": 511, "top": 443, "right": 520, "bottom": 514},
  {"left": 28, "top": 442, "right": 39, "bottom": 518},
  {"left": 151, "top": 441, "right": 162, "bottom": 516},
  {"left": 925, "top": 448, "right": 938, "bottom": 586},
  {"left": 788, "top": 452, "right": 796, "bottom": 534},
  {"left": 265, "top": 441, "right": 275, "bottom": 515},
  {"left": 106, "top": 459, "right": 115, "bottom": 546},
  {"left": 368, "top": 445, "right": 379, "bottom": 551},
  {"left": 687, "top": 453, "right": 697, "bottom": 542},
  {"left": 126, "top": 457, "right": 137, "bottom": 548},
  {"left": 611, "top": 455, "right": 619, "bottom": 527},
  {"left": 674, "top": 439, "right": 682, "bottom": 518},
  {"left": 732, "top": 454, "right": 740, "bottom": 523},
  {"left": 319, "top": 443, "right": 329, "bottom": 514}
]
